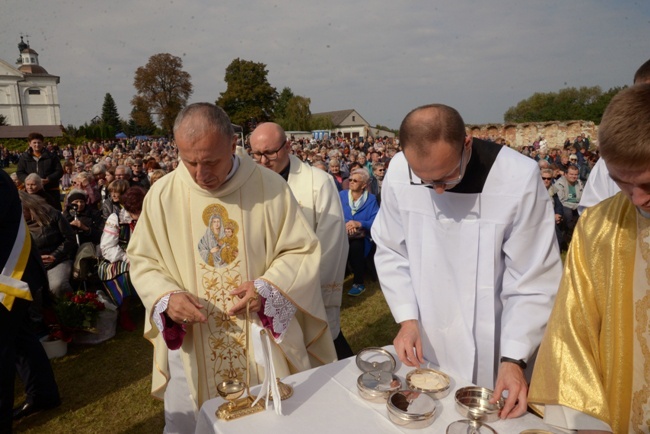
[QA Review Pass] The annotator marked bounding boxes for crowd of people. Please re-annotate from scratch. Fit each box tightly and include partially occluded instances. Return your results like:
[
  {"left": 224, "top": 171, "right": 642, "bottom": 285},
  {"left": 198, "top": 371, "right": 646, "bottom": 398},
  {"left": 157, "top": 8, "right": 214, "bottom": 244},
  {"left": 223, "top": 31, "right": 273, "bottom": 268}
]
[{"left": 2, "top": 57, "right": 649, "bottom": 434}]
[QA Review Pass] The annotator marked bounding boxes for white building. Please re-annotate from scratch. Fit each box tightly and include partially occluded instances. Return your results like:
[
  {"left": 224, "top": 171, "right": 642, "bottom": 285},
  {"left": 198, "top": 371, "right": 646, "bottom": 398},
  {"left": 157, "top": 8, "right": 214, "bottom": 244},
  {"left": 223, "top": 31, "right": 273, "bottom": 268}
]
[
  {"left": 0, "top": 37, "right": 63, "bottom": 138},
  {"left": 311, "top": 109, "right": 395, "bottom": 140}
]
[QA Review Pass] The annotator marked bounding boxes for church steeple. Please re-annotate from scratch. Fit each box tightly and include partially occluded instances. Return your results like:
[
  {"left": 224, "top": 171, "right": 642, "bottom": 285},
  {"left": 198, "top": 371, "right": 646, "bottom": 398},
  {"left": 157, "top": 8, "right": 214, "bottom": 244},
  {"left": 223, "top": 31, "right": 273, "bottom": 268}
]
[
  {"left": 16, "top": 36, "right": 49, "bottom": 74},
  {"left": 18, "top": 36, "right": 28, "bottom": 52}
]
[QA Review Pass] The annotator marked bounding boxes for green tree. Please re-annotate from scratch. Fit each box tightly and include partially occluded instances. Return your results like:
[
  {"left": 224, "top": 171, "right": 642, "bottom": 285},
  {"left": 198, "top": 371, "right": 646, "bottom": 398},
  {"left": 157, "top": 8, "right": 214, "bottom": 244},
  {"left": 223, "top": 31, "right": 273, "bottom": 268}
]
[
  {"left": 274, "top": 87, "right": 295, "bottom": 121},
  {"left": 504, "top": 86, "right": 624, "bottom": 123},
  {"left": 128, "top": 96, "right": 157, "bottom": 136},
  {"left": 280, "top": 96, "right": 312, "bottom": 131},
  {"left": 132, "top": 53, "right": 193, "bottom": 135},
  {"left": 310, "top": 115, "right": 335, "bottom": 130},
  {"left": 101, "top": 93, "right": 121, "bottom": 132},
  {"left": 216, "top": 58, "right": 277, "bottom": 133}
]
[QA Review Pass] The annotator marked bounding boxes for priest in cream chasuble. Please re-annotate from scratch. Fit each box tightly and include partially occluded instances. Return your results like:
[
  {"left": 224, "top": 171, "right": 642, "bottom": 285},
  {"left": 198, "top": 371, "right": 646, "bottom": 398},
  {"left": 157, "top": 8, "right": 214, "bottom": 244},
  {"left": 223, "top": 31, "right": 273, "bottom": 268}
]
[{"left": 128, "top": 108, "right": 336, "bottom": 414}]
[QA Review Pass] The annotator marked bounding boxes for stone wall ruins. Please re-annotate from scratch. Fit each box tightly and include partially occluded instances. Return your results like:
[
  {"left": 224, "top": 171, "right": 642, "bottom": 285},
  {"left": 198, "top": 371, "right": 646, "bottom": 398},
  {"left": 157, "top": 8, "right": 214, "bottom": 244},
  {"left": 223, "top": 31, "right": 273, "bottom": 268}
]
[{"left": 467, "top": 120, "right": 598, "bottom": 149}]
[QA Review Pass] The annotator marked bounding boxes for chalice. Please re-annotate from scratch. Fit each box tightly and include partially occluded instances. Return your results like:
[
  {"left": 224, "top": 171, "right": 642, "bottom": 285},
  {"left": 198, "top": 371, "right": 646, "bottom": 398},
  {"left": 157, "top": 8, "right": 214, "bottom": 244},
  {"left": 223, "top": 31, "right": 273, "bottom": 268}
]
[{"left": 217, "top": 380, "right": 245, "bottom": 410}]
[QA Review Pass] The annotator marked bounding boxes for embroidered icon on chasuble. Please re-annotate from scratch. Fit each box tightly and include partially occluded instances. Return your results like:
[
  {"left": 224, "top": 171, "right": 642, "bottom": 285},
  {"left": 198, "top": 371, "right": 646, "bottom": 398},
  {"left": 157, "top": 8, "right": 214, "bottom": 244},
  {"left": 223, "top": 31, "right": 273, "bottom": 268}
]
[{"left": 195, "top": 203, "right": 255, "bottom": 401}]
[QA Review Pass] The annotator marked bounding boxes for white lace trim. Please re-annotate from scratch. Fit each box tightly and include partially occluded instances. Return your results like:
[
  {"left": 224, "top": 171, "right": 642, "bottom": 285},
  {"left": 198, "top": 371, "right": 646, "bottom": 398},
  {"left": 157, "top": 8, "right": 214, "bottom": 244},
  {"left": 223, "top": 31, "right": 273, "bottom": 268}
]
[
  {"left": 152, "top": 291, "right": 186, "bottom": 332},
  {"left": 254, "top": 279, "right": 296, "bottom": 343}
]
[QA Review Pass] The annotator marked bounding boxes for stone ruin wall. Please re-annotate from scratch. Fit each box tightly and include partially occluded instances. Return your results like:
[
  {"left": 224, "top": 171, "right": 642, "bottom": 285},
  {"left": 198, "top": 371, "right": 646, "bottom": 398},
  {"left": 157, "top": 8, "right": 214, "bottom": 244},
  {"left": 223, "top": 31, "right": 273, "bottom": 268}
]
[{"left": 466, "top": 120, "right": 598, "bottom": 150}]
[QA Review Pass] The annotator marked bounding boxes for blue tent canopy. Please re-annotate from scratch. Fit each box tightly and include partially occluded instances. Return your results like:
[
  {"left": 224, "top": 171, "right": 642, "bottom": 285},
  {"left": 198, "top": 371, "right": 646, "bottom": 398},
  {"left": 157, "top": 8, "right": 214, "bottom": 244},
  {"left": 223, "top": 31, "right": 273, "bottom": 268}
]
[{"left": 115, "top": 132, "right": 127, "bottom": 139}]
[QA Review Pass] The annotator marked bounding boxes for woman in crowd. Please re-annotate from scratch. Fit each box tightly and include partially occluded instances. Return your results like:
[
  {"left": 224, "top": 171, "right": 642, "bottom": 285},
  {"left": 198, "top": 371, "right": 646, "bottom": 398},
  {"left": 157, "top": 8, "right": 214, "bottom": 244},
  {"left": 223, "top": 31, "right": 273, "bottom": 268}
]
[
  {"left": 328, "top": 158, "right": 349, "bottom": 191},
  {"left": 98, "top": 186, "right": 146, "bottom": 331},
  {"left": 63, "top": 189, "right": 104, "bottom": 246},
  {"left": 60, "top": 161, "right": 75, "bottom": 195},
  {"left": 25, "top": 173, "right": 61, "bottom": 211},
  {"left": 339, "top": 169, "right": 379, "bottom": 297},
  {"left": 20, "top": 192, "right": 77, "bottom": 297},
  {"left": 149, "top": 169, "right": 167, "bottom": 186},
  {"left": 72, "top": 172, "right": 101, "bottom": 207},
  {"left": 101, "top": 179, "right": 129, "bottom": 220}
]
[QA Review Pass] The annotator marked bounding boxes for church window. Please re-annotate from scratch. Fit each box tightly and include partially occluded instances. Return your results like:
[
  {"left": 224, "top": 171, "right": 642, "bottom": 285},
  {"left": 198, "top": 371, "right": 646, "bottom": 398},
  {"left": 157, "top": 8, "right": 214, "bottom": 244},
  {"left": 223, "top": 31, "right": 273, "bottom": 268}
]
[{"left": 352, "top": 116, "right": 356, "bottom": 121}]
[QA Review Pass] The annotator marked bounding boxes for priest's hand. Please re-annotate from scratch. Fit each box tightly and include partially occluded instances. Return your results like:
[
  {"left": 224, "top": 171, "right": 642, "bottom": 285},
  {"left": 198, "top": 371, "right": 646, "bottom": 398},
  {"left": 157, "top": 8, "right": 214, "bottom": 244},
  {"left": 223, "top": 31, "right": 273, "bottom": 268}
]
[
  {"left": 229, "top": 281, "right": 262, "bottom": 316},
  {"left": 491, "top": 361, "right": 528, "bottom": 419},
  {"left": 394, "top": 320, "right": 424, "bottom": 367},
  {"left": 167, "top": 292, "right": 207, "bottom": 325}
]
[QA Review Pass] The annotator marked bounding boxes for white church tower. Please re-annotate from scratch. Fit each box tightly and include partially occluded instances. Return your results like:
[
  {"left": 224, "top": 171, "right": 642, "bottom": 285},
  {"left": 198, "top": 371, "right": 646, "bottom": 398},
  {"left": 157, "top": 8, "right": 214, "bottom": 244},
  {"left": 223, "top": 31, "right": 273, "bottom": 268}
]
[{"left": 0, "top": 37, "right": 62, "bottom": 135}]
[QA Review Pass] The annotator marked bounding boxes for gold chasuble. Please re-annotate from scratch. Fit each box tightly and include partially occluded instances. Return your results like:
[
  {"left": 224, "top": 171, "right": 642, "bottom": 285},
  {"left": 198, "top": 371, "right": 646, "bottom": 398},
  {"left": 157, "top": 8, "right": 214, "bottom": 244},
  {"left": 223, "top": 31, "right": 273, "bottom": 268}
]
[
  {"left": 128, "top": 149, "right": 336, "bottom": 407},
  {"left": 529, "top": 193, "right": 650, "bottom": 433}
]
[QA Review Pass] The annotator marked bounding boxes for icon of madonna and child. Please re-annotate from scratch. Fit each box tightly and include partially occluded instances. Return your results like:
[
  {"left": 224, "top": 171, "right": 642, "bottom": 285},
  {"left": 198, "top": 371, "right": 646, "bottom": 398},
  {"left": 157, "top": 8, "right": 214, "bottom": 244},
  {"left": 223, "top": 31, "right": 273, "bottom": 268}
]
[{"left": 198, "top": 204, "right": 239, "bottom": 268}]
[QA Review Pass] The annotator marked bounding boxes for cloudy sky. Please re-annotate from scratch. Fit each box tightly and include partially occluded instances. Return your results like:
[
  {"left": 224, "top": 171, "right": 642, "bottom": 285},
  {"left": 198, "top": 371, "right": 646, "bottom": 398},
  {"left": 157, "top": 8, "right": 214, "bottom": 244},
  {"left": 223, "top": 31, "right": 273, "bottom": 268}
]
[{"left": 1, "top": 0, "right": 648, "bottom": 130}]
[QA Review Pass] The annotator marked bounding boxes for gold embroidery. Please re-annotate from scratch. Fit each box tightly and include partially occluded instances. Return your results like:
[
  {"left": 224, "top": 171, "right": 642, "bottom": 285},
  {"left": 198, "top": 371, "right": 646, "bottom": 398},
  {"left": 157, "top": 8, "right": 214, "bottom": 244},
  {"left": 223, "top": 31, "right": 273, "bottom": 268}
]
[
  {"left": 199, "top": 260, "right": 247, "bottom": 393},
  {"left": 631, "top": 216, "right": 650, "bottom": 432}
]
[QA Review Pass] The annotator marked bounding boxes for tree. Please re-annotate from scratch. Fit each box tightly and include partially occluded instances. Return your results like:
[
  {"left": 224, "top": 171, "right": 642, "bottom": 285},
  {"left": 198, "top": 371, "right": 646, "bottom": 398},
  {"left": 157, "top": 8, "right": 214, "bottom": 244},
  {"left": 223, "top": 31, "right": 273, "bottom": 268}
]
[
  {"left": 310, "top": 115, "right": 335, "bottom": 131},
  {"left": 128, "top": 96, "right": 157, "bottom": 136},
  {"left": 504, "top": 85, "right": 625, "bottom": 123},
  {"left": 216, "top": 58, "right": 277, "bottom": 133},
  {"left": 132, "top": 53, "right": 193, "bottom": 135},
  {"left": 274, "top": 87, "right": 295, "bottom": 121},
  {"left": 279, "top": 96, "right": 312, "bottom": 131},
  {"left": 101, "top": 93, "right": 121, "bottom": 132}
]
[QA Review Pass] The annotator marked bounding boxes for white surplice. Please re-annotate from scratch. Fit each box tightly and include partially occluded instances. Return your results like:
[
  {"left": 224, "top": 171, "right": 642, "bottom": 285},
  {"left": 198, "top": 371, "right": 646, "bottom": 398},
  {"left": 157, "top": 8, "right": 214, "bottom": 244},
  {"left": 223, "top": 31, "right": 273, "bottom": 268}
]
[
  {"left": 577, "top": 158, "right": 620, "bottom": 213},
  {"left": 372, "top": 146, "right": 562, "bottom": 388},
  {"left": 286, "top": 155, "right": 348, "bottom": 338}
]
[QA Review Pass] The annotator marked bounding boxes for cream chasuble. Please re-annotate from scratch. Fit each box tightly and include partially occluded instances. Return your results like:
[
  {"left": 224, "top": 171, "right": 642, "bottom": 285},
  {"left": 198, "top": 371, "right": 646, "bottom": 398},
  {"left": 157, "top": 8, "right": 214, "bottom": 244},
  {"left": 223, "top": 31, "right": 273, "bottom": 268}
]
[
  {"left": 286, "top": 155, "right": 348, "bottom": 338},
  {"left": 529, "top": 192, "right": 650, "bottom": 433},
  {"left": 128, "top": 149, "right": 336, "bottom": 408}
]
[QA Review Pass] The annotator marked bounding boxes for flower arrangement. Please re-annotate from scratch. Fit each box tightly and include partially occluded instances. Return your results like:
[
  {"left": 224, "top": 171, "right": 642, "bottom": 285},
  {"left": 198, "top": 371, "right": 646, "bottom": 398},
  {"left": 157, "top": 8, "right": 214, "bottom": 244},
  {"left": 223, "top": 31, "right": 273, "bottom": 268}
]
[{"left": 54, "top": 290, "right": 106, "bottom": 333}]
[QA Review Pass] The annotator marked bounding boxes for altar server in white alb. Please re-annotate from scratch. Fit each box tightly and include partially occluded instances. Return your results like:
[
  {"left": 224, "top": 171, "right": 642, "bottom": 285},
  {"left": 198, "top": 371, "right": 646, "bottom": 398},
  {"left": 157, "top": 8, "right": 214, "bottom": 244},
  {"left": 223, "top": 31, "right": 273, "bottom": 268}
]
[
  {"left": 372, "top": 104, "right": 562, "bottom": 419},
  {"left": 249, "top": 122, "right": 352, "bottom": 359}
]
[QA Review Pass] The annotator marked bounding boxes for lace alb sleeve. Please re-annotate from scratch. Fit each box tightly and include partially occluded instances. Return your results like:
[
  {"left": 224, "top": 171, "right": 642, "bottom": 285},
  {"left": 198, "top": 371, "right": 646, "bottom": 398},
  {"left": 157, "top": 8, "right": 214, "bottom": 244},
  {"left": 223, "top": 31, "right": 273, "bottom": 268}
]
[{"left": 254, "top": 279, "right": 296, "bottom": 343}]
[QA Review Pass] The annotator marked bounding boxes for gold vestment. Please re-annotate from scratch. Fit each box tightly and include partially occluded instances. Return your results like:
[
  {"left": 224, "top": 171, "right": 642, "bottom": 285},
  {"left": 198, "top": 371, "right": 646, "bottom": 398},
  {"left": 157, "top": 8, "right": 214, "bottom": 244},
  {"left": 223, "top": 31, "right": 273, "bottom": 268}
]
[{"left": 529, "top": 193, "right": 643, "bottom": 433}]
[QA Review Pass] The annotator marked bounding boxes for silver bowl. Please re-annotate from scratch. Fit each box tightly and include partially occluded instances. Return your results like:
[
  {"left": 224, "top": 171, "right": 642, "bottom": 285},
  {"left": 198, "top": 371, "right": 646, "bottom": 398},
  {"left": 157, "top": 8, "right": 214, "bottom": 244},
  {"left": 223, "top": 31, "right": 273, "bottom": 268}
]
[
  {"left": 386, "top": 390, "right": 437, "bottom": 429},
  {"left": 454, "top": 386, "right": 504, "bottom": 422},
  {"left": 357, "top": 371, "right": 402, "bottom": 403},
  {"left": 406, "top": 368, "right": 451, "bottom": 399}
]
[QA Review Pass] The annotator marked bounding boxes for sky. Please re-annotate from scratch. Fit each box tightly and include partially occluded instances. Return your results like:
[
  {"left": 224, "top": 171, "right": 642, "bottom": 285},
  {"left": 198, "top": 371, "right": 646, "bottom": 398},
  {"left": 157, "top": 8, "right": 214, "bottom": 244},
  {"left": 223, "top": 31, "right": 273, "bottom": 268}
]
[{"left": 1, "top": 0, "right": 648, "bottom": 130}]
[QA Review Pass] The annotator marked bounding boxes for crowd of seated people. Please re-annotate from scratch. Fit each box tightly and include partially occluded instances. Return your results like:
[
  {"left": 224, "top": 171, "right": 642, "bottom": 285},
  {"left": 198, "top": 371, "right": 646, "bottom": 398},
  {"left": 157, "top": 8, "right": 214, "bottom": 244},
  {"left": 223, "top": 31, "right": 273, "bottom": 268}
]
[{"left": 5, "top": 128, "right": 599, "bottom": 317}]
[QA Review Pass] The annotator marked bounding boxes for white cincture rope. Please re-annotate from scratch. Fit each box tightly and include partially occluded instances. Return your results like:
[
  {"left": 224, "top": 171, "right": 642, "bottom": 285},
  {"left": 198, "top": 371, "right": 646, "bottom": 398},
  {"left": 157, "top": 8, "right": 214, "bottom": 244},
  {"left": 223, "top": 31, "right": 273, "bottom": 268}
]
[{"left": 251, "top": 324, "right": 283, "bottom": 415}]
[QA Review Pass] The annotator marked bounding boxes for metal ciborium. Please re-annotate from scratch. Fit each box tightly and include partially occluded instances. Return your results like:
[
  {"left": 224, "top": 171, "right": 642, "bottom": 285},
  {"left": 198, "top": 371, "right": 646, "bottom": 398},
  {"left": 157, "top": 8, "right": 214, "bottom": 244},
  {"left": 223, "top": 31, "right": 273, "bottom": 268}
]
[{"left": 215, "top": 299, "right": 265, "bottom": 421}]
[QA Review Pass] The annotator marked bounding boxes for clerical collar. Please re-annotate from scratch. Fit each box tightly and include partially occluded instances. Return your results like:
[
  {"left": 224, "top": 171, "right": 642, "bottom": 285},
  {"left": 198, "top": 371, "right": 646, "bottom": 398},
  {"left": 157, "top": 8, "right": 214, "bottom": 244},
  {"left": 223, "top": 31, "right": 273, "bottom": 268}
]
[
  {"left": 447, "top": 138, "right": 502, "bottom": 194},
  {"left": 278, "top": 161, "right": 290, "bottom": 182},
  {"left": 223, "top": 154, "right": 240, "bottom": 184}
]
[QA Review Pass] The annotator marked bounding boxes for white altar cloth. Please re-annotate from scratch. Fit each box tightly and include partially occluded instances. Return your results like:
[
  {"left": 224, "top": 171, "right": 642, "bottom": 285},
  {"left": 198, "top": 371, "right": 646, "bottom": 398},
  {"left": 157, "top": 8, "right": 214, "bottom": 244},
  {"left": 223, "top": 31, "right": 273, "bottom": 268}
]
[{"left": 196, "top": 346, "right": 564, "bottom": 433}]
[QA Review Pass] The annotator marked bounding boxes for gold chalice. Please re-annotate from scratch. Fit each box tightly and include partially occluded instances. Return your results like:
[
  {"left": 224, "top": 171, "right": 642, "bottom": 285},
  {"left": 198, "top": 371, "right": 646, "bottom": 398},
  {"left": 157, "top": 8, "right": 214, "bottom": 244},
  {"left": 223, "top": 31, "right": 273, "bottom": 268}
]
[{"left": 217, "top": 380, "right": 245, "bottom": 410}]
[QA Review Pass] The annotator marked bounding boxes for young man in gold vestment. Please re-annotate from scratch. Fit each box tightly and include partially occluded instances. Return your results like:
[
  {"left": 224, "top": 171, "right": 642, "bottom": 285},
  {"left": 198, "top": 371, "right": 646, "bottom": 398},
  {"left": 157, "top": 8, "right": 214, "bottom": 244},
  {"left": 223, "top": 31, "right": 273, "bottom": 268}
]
[
  {"left": 529, "top": 84, "right": 650, "bottom": 433},
  {"left": 127, "top": 103, "right": 336, "bottom": 433}
]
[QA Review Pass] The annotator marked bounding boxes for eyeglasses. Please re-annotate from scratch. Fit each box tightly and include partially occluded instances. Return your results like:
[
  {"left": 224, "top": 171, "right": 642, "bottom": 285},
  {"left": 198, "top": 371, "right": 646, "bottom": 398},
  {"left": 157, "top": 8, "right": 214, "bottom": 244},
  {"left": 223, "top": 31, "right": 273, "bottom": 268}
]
[
  {"left": 409, "top": 145, "right": 467, "bottom": 190},
  {"left": 251, "top": 142, "right": 285, "bottom": 162},
  {"left": 349, "top": 178, "right": 362, "bottom": 183},
  {"left": 541, "top": 177, "right": 553, "bottom": 180}
]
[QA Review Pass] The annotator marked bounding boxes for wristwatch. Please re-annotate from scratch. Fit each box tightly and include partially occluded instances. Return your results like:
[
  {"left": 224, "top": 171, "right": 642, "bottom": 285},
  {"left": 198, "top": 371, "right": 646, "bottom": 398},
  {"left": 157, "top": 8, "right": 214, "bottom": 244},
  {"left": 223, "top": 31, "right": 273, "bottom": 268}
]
[{"left": 500, "top": 356, "right": 527, "bottom": 370}]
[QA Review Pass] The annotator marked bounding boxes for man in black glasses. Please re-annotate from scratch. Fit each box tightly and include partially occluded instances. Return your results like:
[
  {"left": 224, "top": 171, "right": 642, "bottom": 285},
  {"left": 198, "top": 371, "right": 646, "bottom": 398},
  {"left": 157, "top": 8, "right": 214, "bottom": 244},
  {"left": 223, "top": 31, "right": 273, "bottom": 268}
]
[
  {"left": 250, "top": 122, "right": 353, "bottom": 360},
  {"left": 372, "top": 104, "right": 562, "bottom": 420}
]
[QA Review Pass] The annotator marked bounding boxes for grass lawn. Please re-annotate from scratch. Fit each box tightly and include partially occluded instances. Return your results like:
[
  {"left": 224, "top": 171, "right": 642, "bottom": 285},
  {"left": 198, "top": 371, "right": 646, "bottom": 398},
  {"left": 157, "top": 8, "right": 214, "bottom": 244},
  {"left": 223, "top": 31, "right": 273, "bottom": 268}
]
[
  {"left": 12, "top": 276, "right": 398, "bottom": 433},
  {"left": 3, "top": 165, "right": 17, "bottom": 175}
]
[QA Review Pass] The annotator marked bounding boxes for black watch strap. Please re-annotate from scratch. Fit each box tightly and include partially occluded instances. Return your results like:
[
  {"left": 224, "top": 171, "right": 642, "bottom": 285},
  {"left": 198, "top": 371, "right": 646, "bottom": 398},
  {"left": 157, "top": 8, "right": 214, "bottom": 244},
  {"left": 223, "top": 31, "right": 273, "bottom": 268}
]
[{"left": 500, "top": 356, "right": 527, "bottom": 370}]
